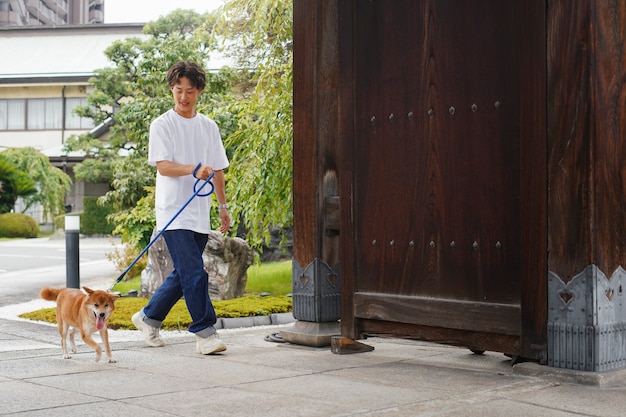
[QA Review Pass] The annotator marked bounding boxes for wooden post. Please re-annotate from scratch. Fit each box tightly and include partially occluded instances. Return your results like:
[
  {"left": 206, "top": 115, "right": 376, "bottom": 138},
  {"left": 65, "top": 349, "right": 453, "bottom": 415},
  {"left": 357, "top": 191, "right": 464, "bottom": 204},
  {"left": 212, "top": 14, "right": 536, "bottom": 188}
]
[
  {"left": 547, "top": 1, "right": 626, "bottom": 371},
  {"left": 284, "top": 0, "right": 341, "bottom": 346}
]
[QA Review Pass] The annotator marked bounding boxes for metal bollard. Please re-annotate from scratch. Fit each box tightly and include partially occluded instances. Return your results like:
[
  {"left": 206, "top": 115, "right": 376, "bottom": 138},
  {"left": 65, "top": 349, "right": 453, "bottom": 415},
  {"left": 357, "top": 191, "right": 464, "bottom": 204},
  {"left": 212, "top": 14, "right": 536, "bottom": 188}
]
[{"left": 65, "top": 214, "right": 80, "bottom": 289}]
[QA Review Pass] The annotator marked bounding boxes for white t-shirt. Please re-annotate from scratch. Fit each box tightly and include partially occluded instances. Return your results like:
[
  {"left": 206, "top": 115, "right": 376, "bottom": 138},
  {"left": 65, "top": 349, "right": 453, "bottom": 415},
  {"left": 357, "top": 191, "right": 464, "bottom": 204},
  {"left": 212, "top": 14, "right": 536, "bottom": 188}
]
[{"left": 148, "top": 109, "right": 229, "bottom": 234}]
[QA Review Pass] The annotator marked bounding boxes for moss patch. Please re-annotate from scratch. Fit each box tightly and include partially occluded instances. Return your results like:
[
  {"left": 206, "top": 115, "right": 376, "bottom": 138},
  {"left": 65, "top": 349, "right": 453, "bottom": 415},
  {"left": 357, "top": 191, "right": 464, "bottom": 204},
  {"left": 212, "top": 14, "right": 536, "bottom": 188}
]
[{"left": 19, "top": 295, "right": 292, "bottom": 331}]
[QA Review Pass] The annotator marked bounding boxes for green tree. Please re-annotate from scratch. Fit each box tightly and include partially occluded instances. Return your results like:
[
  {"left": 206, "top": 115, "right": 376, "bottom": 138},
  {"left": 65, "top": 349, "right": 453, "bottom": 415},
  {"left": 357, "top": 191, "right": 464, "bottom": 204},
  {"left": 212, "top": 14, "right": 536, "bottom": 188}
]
[
  {"left": 213, "top": 0, "right": 293, "bottom": 249},
  {"left": 1, "top": 148, "right": 72, "bottom": 220},
  {"left": 65, "top": 1, "right": 295, "bottom": 252},
  {"left": 64, "top": 9, "right": 240, "bottom": 248},
  {"left": 0, "top": 153, "right": 38, "bottom": 214}
]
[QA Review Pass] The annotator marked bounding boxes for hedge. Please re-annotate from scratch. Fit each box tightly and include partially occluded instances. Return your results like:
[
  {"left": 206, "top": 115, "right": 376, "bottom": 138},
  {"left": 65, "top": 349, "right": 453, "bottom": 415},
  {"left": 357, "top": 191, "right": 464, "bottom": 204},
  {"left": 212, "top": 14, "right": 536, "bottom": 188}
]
[
  {"left": 81, "top": 196, "right": 114, "bottom": 235},
  {"left": 0, "top": 212, "right": 39, "bottom": 238},
  {"left": 52, "top": 197, "right": 115, "bottom": 235}
]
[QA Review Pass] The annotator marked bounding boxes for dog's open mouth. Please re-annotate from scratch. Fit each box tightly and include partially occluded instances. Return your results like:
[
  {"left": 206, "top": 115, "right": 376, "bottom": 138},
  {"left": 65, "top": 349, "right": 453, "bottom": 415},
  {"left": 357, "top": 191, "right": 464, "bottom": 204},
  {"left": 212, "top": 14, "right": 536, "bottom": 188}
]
[{"left": 94, "top": 312, "right": 105, "bottom": 330}]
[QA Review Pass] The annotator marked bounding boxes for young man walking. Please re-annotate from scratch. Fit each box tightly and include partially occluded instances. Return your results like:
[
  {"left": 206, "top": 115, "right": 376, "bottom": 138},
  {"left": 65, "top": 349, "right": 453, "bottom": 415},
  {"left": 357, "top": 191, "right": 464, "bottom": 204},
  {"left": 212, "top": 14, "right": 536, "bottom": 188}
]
[{"left": 132, "top": 60, "right": 231, "bottom": 355}]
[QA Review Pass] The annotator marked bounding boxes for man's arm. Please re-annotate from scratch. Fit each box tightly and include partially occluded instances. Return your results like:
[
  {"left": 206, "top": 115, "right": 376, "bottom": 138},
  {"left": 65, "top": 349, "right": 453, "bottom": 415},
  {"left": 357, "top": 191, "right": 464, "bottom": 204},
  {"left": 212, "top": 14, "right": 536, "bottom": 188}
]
[
  {"left": 212, "top": 170, "right": 231, "bottom": 233},
  {"left": 156, "top": 160, "right": 230, "bottom": 232},
  {"left": 155, "top": 160, "right": 215, "bottom": 179}
]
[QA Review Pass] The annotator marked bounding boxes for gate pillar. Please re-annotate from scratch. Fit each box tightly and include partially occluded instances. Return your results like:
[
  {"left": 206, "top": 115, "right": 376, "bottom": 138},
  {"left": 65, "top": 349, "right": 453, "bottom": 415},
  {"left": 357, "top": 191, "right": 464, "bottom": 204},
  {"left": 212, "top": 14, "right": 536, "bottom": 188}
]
[
  {"left": 547, "top": 2, "right": 626, "bottom": 371},
  {"left": 283, "top": 0, "right": 341, "bottom": 347}
]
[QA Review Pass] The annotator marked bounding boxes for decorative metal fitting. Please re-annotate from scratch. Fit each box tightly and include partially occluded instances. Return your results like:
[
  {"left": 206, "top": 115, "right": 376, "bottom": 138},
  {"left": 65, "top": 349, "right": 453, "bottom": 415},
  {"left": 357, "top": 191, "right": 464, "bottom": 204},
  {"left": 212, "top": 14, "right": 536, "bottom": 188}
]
[
  {"left": 495, "top": 241, "right": 502, "bottom": 249},
  {"left": 371, "top": 240, "right": 377, "bottom": 246},
  {"left": 408, "top": 112, "right": 414, "bottom": 119},
  {"left": 427, "top": 108, "right": 434, "bottom": 117},
  {"left": 472, "top": 241, "right": 479, "bottom": 249},
  {"left": 389, "top": 240, "right": 395, "bottom": 247},
  {"left": 388, "top": 113, "right": 395, "bottom": 121},
  {"left": 429, "top": 240, "right": 436, "bottom": 248},
  {"left": 409, "top": 241, "right": 415, "bottom": 247},
  {"left": 450, "top": 241, "right": 456, "bottom": 248},
  {"left": 448, "top": 106, "right": 455, "bottom": 115},
  {"left": 471, "top": 104, "right": 478, "bottom": 112},
  {"left": 370, "top": 116, "right": 377, "bottom": 125},
  {"left": 494, "top": 101, "right": 501, "bottom": 110}
]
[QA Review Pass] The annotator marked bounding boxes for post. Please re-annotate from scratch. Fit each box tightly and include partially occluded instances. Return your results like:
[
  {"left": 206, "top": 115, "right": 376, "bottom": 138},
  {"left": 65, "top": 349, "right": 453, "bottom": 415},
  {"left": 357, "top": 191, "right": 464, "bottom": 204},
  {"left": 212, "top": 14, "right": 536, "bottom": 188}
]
[
  {"left": 283, "top": 0, "right": 342, "bottom": 347},
  {"left": 547, "top": 2, "right": 626, "bottom": 371},
  {"left": 65, "top": 213, "right": 80, "bottom": 289}
]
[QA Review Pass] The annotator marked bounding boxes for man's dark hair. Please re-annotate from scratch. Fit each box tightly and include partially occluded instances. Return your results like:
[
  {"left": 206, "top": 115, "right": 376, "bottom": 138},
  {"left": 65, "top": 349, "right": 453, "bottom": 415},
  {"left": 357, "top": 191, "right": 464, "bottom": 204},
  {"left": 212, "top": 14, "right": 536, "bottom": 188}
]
[{"left": 167, "top": 61, "right": 206, "bottom": 90}]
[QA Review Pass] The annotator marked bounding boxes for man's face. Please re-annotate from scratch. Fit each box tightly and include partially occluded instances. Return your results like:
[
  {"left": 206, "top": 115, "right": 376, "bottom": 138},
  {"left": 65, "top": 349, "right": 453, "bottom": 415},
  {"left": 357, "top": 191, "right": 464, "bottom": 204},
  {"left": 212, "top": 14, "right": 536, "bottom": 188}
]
[{"left": 170, "top": 76, "right": 203, "bottom": 115}]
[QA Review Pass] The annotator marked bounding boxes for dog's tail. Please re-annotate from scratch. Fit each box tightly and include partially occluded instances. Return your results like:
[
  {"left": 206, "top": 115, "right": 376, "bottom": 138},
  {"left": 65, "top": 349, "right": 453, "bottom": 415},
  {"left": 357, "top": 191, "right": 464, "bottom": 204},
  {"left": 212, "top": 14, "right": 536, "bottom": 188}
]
[{"left": 39, "top": 286, "right": 61, "bottom": 301}]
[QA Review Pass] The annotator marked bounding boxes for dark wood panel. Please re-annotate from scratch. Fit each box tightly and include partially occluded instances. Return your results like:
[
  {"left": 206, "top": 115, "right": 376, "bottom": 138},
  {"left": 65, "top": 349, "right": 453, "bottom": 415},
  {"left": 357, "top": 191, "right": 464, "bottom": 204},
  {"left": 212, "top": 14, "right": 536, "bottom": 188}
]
[
  {"left": 352, "top": 0, "right": 431, "bottom": 297},
  {"left": 589, "top": 3, "right": 626, "bottom": 276},
  {"left": 352, "top": 0, "right": 520, "bottom": 303},
  {"left": 338, "top": 0, "right": 357, "bottom": 339},
  {"left": 548, "top": 1, "right": 626, "bottom": 281},
  {"left": 547, "top": 1, "right": 593, "bottom": 282},
  {"left": 292, "top": 0, "right": 319, "bottom": 266},
  {"left": 358, "top": 320, "right": 521, "bottom": 355},
  {"left": 518, "top": 0, "right": 547, "bottom": 360},
  {"left": 354, "top": 292, "right": 521, "bottom": 335},
  {"left": 293, "top": 1, "right": 340, "bottom": 267},
  {"left": 332, "top": 0, "right": 547, "bottom": 356}
]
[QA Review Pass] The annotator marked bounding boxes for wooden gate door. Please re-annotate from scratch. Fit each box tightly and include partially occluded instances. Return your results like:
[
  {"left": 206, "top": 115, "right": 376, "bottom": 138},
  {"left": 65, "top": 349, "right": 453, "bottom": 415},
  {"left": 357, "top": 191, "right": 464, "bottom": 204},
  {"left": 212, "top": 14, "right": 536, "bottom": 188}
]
[{"left": 339, "top": 0, "right": 547, "bottom": 359}]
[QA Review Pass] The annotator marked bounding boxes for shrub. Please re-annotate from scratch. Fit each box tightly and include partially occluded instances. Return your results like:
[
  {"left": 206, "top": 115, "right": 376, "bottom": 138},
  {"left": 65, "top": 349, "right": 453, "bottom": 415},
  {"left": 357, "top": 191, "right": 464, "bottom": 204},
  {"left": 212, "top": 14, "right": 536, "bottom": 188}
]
[
  {"left": 53, "top": 214, "right": 64, "bottom": 231},
  {"left": 0, "top": 212, "right": 39, "bottom": 238},
  {"left": 81, "top": 196, "right": 114, "bottom": 235},
  {"left": 106, "top": 243, "right": 147, "bottom": 280},
  {"left": 110, "top": 187, "right": 156, "bottom": 249}
]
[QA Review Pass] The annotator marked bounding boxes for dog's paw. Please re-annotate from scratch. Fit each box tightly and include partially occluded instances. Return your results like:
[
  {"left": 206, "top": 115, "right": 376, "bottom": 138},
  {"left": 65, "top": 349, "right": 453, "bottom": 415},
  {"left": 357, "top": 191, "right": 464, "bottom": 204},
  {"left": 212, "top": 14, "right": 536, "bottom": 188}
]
[
  {"left": 108, "top": 358, "right": 117, "bottom": 363},
  {"left": 63, "top": 354, "right": 72, "bottom": 359}
]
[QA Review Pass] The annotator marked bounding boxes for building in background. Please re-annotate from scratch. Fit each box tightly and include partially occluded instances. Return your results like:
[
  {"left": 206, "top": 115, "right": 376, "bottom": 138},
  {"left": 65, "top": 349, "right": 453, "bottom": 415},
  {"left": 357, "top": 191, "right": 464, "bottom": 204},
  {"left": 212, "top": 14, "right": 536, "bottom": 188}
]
[
  {"left": 0, "top": 5, "right": 229, "bottom": 224},
  {"left": 0, "top": 0, "right": 103, "bottom": 27},
  {"left": 0, "top": 23, "right": 144, "bottom": 221}
]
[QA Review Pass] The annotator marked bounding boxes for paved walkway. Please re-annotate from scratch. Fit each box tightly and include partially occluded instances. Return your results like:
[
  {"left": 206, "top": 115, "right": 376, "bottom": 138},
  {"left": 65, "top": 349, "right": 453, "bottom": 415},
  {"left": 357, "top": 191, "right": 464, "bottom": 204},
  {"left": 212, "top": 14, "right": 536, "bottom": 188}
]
[
  {"left": 2, "top": 237, "right": 626, "bottom": 416},
  {"left": 2, "top": 310, "right": 626, "bottom": 416}
]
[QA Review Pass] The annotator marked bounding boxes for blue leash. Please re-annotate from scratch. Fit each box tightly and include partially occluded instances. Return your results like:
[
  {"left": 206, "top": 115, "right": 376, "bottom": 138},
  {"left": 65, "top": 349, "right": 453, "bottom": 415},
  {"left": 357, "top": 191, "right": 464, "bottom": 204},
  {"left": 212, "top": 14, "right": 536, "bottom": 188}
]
[{"left": 108, "top": 163, "right": 215, "bottom": 292}]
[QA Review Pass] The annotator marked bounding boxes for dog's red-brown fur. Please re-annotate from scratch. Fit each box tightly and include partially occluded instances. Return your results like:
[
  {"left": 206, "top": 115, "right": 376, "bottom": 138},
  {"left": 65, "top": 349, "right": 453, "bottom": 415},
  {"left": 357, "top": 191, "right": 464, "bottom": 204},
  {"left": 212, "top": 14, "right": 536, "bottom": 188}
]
[{"left": 40, "top": 286, "right": 119, "bottom": 363}]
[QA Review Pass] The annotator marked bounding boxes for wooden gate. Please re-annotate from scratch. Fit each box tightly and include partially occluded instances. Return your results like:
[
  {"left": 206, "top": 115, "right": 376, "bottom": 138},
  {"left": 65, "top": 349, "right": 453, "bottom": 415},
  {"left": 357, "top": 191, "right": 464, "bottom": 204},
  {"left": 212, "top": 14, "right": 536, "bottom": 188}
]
[{"left": 337, "top": 0, "right": 547, "bottom": 359}]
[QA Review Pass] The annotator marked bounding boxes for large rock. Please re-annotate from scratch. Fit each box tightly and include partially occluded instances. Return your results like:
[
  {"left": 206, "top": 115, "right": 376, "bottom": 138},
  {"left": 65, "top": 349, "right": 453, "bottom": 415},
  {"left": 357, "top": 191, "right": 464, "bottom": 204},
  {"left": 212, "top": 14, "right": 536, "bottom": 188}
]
[
  {"left": 259, "top": 226, "right": 293, "bottom": 262},
  {"left": 140, "top": 230, "right": 253, "bottom": 300},
  {"left": 140, "top": 230, "right": 172, "bottom": 297}
]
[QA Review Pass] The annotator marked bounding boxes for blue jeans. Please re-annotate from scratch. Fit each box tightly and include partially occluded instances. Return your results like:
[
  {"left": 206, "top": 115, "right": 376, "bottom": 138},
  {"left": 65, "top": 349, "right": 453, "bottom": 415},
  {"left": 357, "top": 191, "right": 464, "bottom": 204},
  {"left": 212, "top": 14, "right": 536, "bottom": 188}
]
[{"left": 141, "top": 229, "right": 217, "bottom": 337}]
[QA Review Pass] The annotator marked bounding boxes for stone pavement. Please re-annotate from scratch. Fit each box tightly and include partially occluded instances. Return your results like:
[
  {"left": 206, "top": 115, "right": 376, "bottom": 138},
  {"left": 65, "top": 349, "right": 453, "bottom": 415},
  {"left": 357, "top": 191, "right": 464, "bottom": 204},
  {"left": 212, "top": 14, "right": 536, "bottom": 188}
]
[
  {"left": 2, "top": 236, "right": 626, "bottom": 416},
  {"left": 2, "top": 312, "right": 626, "bottom": 417}
]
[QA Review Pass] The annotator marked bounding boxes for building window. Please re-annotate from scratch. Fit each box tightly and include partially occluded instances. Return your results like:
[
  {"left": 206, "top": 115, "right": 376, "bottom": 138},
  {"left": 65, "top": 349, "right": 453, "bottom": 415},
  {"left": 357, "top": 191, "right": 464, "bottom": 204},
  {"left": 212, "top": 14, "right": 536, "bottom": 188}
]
[
  {"left": 0, "top": 98, "right": 93, "bottom": 131},
  {"left": 65, "top": 98, "right": 94, "bottom": 129},
  {"left": 0, "top": 99, "right": 26, "bottom": 130},
  {"left": 27, "top": 98, "right": 63, "bottom": 129}
]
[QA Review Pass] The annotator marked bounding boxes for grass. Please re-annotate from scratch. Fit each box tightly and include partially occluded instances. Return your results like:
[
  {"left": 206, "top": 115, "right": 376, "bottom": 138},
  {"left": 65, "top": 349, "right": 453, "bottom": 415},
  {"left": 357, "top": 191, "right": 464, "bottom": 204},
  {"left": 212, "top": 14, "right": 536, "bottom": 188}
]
[
  {"left": 109, "top": 259, "right": 292, "bottom": 296},
  {"left": 20, "top": 260, "right": 294, "bottom": 330},
  {"left": 243, "top": 260, "right": 292, "bottom": 295},
  {"left": 0, "top": 229, "right": 54, "bottom": 240},
  {"left": 109, "top": 276, "right": 141, "bottom": 295}
]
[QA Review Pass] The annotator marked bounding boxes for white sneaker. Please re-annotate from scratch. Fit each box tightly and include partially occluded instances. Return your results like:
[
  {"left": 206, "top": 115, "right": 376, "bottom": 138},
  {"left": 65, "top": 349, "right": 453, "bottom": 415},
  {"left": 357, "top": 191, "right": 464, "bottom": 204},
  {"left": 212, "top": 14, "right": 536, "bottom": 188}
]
[
  {"left": 196, "top": 333, "right": 227, "bottom": 355},
  {"left": 132, "top": 312, "right": 165, "bottom": 347}
]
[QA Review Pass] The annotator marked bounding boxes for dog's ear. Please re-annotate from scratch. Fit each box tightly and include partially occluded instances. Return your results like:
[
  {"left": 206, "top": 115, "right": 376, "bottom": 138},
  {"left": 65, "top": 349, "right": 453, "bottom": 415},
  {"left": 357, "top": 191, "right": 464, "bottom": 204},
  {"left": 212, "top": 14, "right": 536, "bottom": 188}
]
[
  {"left": 108, "top": 293, "right": 120, "bottom": 301},
  {"left": 82, "top": 286, "right": 94, "bottom": 294}
]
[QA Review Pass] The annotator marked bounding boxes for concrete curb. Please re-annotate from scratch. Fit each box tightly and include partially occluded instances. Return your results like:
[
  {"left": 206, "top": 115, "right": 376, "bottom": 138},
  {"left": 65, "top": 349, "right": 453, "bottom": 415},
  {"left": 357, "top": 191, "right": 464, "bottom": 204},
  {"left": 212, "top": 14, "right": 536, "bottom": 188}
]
[{"left": 215, "top": 312, "right": 295, "bottom": 330}]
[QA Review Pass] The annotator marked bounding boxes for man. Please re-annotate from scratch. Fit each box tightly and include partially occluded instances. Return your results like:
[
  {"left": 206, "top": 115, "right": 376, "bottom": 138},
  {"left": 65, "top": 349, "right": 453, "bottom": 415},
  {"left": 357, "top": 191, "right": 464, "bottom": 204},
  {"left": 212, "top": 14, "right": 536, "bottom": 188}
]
[{"left": 132, "top": 61, "right": 230, "bottom": 355}]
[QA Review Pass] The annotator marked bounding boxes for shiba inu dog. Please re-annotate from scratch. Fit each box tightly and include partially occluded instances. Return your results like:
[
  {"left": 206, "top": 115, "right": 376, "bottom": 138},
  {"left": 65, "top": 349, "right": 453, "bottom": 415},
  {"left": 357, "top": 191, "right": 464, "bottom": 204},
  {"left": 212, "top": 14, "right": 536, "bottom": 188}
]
[{"left": 40, "top": 286, "right": 119, "bottom": 363}]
